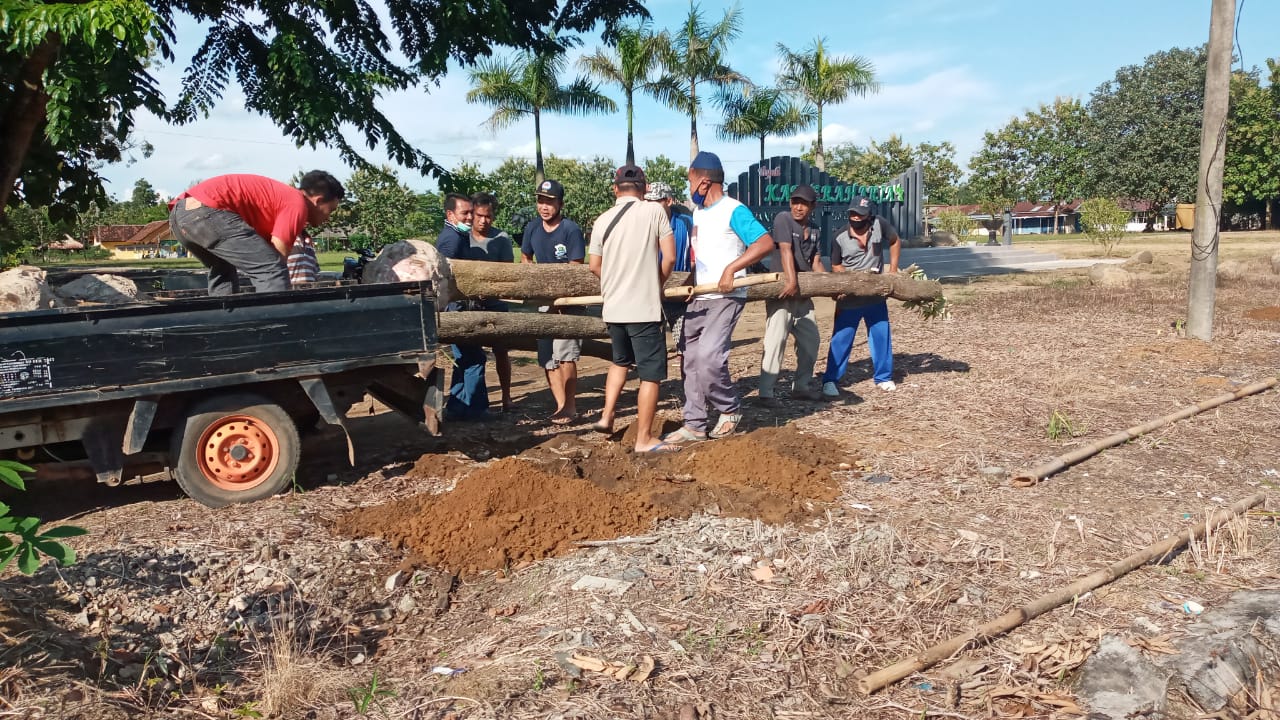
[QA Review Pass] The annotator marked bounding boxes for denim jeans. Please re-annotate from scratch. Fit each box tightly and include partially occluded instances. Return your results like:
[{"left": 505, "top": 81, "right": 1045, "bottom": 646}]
[{"left": 169, "top": 199, "right": 289, "bottom": 295}]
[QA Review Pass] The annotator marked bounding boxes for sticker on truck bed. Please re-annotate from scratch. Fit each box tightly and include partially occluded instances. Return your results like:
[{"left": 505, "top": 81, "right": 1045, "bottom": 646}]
[{"left": 0, "top": 354, "right": 53, "bottom": 397}]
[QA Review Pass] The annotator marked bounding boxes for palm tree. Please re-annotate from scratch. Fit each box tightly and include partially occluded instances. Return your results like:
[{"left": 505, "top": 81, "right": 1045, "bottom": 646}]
[
  {"left": 655, "top": 2, "right": 751, "bottom": 160},
  {"left": 776, "top": 37, "right": 878, "bottom": 172},
  {"left": 579, "top": 22, "right": 668, "bottom": 166},
  {"left": 467, "top": 47, "right": 617, "bottom": 185},
  {"left": 716, "top": 87, "right": 816, "bottom": 164}
]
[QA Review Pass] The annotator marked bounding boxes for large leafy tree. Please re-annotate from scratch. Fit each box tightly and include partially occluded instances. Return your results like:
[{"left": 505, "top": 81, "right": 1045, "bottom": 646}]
[
  {"left": 1087, "top": 46, "right": 1207, "bottom": 227},
  {"left": 716, "top": 86, "right": 814, "bottom": 164},
  {"left": 483, "top": 154, "right": 615, "bottom": 238},
  {"left": 776, "top": 37, "right": 877, "bottom": 172},
  {"left": 641, "top": 154, "right": 688, "bottom": 201},
  {"left": 1020, "top": 98, "right": 1089, "bottom": 232},
  {"left": 1224, "top": 60, "right": 1280, "bottom": 227},
  {"left": 330, "top": 166, "right": 421, "bottom": 248},
  {"left": 812, "top": 136, "right": 961, "bottom": 204},
  {"left": 0, "top": 0, "right": 648, "bottom": 222},
  {"left": 578, "top": 21, "right": 670, "bottom": 165},
  {"left": 655, "top": 2, "right": 749, "bottom": 160},
  {"left": 467, "top": 44, "right": 617, "bottom": 186}
]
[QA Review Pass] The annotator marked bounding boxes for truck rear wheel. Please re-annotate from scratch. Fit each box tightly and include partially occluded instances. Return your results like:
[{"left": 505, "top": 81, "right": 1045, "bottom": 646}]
[{"left": 171, "top": 393, "right": 300, "bottom": 508}]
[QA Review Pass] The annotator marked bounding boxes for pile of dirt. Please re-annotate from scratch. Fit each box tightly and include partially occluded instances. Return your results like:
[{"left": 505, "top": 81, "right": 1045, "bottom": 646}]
[
  {"left": 1245, "top": 305, "right": 1280, "bottom": 322},
  {"left": 340, "top": 426, "right": 850, "bottom": 574}
]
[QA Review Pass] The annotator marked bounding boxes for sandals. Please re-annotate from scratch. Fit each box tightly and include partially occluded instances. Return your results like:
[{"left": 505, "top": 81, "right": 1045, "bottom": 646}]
[
  {"left": 709, "top": 413, "right": 743, "bottom": 439},
  {"left": 662, "top": 426, "right": 707, "bottom": 444},
  {"left": 635, "top": 441, "right": 683, "bottom": 454}
]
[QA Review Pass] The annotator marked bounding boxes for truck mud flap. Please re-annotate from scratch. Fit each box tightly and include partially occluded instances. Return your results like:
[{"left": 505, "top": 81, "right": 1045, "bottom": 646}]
[{"left": 298, "top": 377, "right": 356, "bottom": 465}]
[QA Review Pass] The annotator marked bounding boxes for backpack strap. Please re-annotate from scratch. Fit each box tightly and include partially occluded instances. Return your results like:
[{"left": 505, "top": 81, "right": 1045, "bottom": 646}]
[{"left": 599, "top": 201, "right": 637, "bottom": 246}]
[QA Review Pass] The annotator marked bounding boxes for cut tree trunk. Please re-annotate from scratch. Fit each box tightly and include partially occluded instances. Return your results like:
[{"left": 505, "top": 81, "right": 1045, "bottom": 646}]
[
  {"left": 448, "top": 260, "right": 942, "bottom": 304},
  {"left": 436, "top": 311, "right": 608, "bottom": 345}
]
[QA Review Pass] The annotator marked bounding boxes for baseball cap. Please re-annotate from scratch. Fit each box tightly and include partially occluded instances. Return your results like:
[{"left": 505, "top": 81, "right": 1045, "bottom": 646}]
[
  {"left": 790, "top": 184, "right": 817, "bottom": 203},
  {"left": 614, "top": 164, "right": 647, "bottom": 185},
  {"left": 689, "top": 151, "right": 723, "bottom": 171},
  {"left": 535, "top": 179, "right": 564, "bottom": 201},
  {"left": 848, "top": 196, "right": 873, "bottom": 216},
  {"left": 644, "top": 182, "right": 674, "bottom": 201}
]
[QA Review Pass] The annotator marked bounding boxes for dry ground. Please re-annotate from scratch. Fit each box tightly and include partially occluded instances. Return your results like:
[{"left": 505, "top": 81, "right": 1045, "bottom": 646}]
[{"left": 2, "top": 233, "right": 1279, "bottom": 719}]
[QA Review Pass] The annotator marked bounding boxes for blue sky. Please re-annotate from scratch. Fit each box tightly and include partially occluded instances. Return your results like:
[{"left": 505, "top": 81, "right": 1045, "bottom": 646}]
[{"left": 102, "top": 0, "right": 1274, "bottom": 199}]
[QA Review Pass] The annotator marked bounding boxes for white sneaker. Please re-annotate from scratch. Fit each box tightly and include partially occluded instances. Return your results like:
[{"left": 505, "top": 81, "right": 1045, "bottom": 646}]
[
  {"left": 822, "top": 381, "right": 840, "bottom": 398},
  {"left": 877, "top": 380, "right": 897, "bottom": 392}
]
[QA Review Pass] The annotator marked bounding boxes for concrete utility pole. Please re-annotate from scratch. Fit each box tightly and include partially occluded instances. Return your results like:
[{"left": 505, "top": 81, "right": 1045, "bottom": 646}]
[{"left": 1186, "top": 0, "right": 1235, "bottom": 341}]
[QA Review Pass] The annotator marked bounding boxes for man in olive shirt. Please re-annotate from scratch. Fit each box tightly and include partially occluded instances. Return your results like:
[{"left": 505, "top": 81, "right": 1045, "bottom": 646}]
[
  {"left": 758, "top": 184, "right": 824, "bottom": 404},
  {"left": 589, "top": 165, "right": 677, "bottom": 452}
]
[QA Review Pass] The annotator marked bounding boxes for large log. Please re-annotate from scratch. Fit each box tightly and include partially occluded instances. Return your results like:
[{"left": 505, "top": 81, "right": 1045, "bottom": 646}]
[
  {"left": 436, "top": 311, "right": 609, "bottom": 345},
  {"left": 447, "top": 260, "right": 942, "bottom": 304}
]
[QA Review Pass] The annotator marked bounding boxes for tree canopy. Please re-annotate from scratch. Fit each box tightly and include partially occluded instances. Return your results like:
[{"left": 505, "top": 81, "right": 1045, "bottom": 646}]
[{"left": 1, "top": 0, "right": 648, "bottom": 221}]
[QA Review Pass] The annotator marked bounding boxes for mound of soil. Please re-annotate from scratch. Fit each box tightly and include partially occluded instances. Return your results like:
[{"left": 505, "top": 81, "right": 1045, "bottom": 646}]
[
  {"left": 339, "top": 426, "right": 850, "bottom": 574},
  {"left": 1245, "top": 306, "right": 1280, "bottom": 322}
]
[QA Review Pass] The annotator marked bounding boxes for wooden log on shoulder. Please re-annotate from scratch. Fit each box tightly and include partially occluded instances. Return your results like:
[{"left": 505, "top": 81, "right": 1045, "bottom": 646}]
[
  {"left": 743, "top": 271, "right": 942, "bottom": 304},
  {"left": 436, "top": 311, "right": 609, "bottom": 345},
  {"left": 448, "top": 260, "right": 602, "bottom": 301}
]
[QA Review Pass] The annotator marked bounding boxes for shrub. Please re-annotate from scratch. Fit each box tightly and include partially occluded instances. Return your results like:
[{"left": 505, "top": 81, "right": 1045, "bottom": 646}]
[
  {"left": 1079, "top": 198, "right": 1130, "bottom": 256},
  {"left": 0, "top": 461, "right": 88, "bottom": 574}
]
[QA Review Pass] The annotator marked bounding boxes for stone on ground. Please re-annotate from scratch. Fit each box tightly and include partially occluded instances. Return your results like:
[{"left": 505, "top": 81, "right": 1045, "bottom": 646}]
[
  {"left": 1165, "top": 590, "right": 1280, "bottom": 711},
  {"left": 0, "top": 265, "right": 66, "bottom": 313},
  {"left": 1076, "top": 634, "right": 1169, "bottom": 719},
  {"left": 1217, "top": 260, "right": 1247, "bottom": 282},
  {"left": 361, "top": 239, "right": 453, "bottom": 310},
  {"left": 1122, "top": 250, "right": 1154, "bottom": 267},
  {"left": 54, "top": 274, "right": 140, "bottom": 304},
  {"left": 1088, "top": 264, "right": 1133, "bottom": 287}
]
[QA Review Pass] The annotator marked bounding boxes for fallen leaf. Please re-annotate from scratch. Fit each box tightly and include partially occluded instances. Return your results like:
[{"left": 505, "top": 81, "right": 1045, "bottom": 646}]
[
  {"left": 631, "top": 655, "right": 656, "bottom": 683},
  {"left": 486, "top": 604, "right": 519, "bottom": 618},
  {"left": 751, "top": 566, "right": 775, "bottom": 583},
  {"left": 796, "top": 599, "right": 830, "bottom": 616},
  {"left": 567, "top": 654, "right": 607, "bottom": 673}
]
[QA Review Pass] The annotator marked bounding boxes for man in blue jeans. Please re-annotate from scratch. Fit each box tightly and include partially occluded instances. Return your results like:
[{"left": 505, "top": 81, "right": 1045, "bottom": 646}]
[{"left": 822, "top": 195, "right": 901, "bottom": 397}]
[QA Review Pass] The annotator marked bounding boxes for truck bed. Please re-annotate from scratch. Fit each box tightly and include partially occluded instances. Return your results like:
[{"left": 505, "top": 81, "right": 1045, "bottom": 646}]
[{"left": 0, "top": 281, "right": 439, "bottom": 414}]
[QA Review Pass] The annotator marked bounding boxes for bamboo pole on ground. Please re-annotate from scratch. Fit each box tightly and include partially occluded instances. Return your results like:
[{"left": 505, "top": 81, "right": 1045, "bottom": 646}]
[
  {"left": 550, "top": 273, "right": 781, "bottom": 307},
  {"left": 857, "top": 492, "right": 1268, "bottom": 695},
  {"left": 1011, "top": 377, "right": 1279, "bottom": 487}
]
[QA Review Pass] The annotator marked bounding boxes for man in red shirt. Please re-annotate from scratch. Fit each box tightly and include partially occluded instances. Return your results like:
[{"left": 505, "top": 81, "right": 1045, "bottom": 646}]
[{"left": 169, "top": 171, "right": 345, "bottom": 295}]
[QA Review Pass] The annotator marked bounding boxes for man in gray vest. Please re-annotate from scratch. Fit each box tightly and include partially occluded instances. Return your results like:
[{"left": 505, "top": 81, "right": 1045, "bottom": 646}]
[
  {"left": 821, "top": 195, "right": 901, "bottom": 397},
  {"left": 758, "top": 184, "right": 824, "bottom": 404}
]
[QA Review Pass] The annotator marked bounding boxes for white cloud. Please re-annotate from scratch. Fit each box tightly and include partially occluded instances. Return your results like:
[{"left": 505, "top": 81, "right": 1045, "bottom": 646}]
[{"left": 183, "top": 153, "right": 238, "bottom": 171}]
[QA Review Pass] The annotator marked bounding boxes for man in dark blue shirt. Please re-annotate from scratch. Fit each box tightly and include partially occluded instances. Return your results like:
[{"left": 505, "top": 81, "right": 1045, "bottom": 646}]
[
  {"left": 435, "top": 193, "right": 489, "bottom": 421},
  {"left": 521, "top": 179, "right": 586, "bottom": 425}
]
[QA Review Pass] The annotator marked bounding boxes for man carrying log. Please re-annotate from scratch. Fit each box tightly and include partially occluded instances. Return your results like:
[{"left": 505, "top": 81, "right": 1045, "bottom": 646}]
[
  {"left": 645, "top": 182, "right": 695, "bottom": 372},
  {"left": 469, "top": 192, "right": 517, "bottom": 412},
  {"left": 758, "top": 183, "right": 824, "bottom": 405},
  {"left": 588, "top": 165, "right": 677, "bottom": 452},
  {"left": 822, "top": 195, "right": 901, "bottom": 398},
  {"left": 664, "top": 151, "right": 775, "bottom": 443},
  {"left": 521, "top": 179, "right": 587, "bottom": 425},
  {"left": 436, "top": 192, "right": 490, "bottom": 421}
]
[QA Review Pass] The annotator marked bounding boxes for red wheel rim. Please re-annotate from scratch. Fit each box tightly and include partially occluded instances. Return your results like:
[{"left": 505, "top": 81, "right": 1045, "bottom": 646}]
[{"left": 196, "top": 414, "right": 280, "bottom": 491}]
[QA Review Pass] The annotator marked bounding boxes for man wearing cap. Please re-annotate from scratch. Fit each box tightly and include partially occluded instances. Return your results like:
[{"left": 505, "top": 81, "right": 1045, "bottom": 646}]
[
  {"left": 589, "top": 165, "right": 678, "bottom": 452},
  {"left": 822, "top": 195, "right": 901, "bottom": 397},
  {"left": 644, "top": 181, "right": 695, "bottom": 368},
  {"left": 758, "top": 184, "right": 825, "bottom": 405},
  {"left": 521, "top": 179, "right": 587, "bottom": 425},
  {"left": 663, "top": 151, "right": 775, "bottom": 443}
]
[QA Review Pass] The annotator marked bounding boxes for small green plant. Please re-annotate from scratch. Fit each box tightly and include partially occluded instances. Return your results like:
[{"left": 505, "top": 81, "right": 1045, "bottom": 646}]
[
  {"left": 900, "top": 265, "right": 952, "bottom": 321},
  {"left": 232, "top": 702, "right": 263, "bottom": 719},
  {"left": 531, "top": 661, "right": 546, "bottom": 692},
  {"left": 932, "top": 209, "right": 976, "bottom": 240},
  {"left": 1079, "top": 197, "right": 1130, "bottom": 257},
  {"left": 348, "top": 670, "right": 396, "bottom": 717},
  {"left": 0, "top": 461, "right": 88, "bottom": 574},
  {"left": 1046, "top": 411, "right": 1078, "bottom": 441}
]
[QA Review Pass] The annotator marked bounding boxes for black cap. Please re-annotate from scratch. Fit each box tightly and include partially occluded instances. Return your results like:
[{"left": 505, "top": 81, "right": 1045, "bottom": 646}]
[
  {"left": 790, "top": 184, "right": 817, "bottom": 203},
  {"left": 614, "top": 164, "right": 647, "bottom": 185},
  {"left": 848, "top": 196, "right": 873, "bottom": 216},
  {"left": 535, "top": 179, "right": 564, "bottom": 201}
]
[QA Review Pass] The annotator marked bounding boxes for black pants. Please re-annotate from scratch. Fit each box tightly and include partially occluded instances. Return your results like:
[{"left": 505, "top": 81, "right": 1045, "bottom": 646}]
[{"left": 169, "top": 200, "right": 290, "bottom": 296}]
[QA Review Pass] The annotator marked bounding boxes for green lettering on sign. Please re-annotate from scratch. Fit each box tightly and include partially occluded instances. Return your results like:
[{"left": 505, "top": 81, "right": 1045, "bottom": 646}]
[{"left": 763, "top": 183, "right": 905, "bottom": 205}]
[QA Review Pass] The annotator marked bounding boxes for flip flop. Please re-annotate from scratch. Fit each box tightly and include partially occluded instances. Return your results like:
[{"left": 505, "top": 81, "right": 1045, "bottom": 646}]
[
  {"left": 549, "top": 413, "right": 578, "bottom": 426},
  {"left": 709, "top": 413, "right": 743, "bottom": 439},
  {"left": 635, "top": 441, "right": 683, "bottom": 454},
  {"left": 662, "top": 426, "right": 706, "bottom": 444},
  {"left": 590, "top": 422, "right": 613, "bottom": 433}
]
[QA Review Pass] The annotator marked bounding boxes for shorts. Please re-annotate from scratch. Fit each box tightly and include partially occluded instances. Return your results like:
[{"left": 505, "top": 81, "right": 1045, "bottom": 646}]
[
  {"left": 606, "top": 321, "right": 667, "bottom": 383},
  {"left": 537, "top": 338, "right": 581, "bottom": 369}
]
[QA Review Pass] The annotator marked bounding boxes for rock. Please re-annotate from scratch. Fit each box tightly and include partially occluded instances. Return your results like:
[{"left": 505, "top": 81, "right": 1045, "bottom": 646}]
[
  {"left": 1271, "top": 250, "right": 1280, "bottom": 275},
  {"left": 396, "top": 595, "right": 416, "bottom": 615},
  {"left": 384, "top": 570, "right": 405, "bottom": 593},
  {"left": 53, "top": 274, "right": 139, "bottom": 304},
  {"left": 1165, "top": 591, "right": 1280, "bottom": 711},
  {"left": 1122, "top": 250, "right": 1154, "bottom": 267},
  {"left": 570, "top": 575, "right": 634, "bottom": 596},
  {"left": 0, "top": 265, "right": 66, "bottom": 313},
  {"left": 978, "top": 466, "right": 1006, "bottom": 479},
  {"left": 362, "top": 239, "right": 453, "bottom": 309},
  {"left": 1131, "top": 616, "right": 1161, "bottom": 636},
  {"left": 370, "top": 607, "right": 394, "bottom": 623},
  {"left": 119, "top": 663, "right": 143, "bottom": 681},
  {"left": 1217, "top": 260, "right": 1247, "bottom": 282},
  {"left": 1077, "top": 634, "right": 1169, "bottom": 719},
  {"left": 1088, "top": 264, "right": 1133, "bottom": 288}
]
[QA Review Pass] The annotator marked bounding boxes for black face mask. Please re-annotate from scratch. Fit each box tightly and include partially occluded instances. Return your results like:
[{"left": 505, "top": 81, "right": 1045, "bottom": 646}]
[{"left": 850, "top": 218, "right": 872, "bottom": 232}]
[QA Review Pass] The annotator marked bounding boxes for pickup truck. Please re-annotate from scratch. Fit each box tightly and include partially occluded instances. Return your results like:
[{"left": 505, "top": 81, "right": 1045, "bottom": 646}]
[{"left": 0, "top": 281, "right": 443, "bottom": 507}]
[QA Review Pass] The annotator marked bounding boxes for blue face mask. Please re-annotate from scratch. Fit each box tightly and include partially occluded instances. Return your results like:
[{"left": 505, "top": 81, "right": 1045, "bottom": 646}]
[
  {"left": 690, "top": 180, "right": 707, "bottom": 207},
  {"left": 454, "top": 221, "right": 471, "bottom": 233}
]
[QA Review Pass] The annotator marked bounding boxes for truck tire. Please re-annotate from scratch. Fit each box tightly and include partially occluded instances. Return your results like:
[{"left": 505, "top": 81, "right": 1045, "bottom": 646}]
[{"left": 170, "top": 393, "right": 300, "bottom": 508}]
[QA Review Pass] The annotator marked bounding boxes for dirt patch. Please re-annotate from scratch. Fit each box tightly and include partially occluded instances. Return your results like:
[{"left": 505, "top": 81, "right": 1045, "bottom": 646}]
[
  {"left": 340, "top": 426, "right": 848, "bottom": 574},
  {"left": 1245, "top": 305, "right": 1280, "bottom": 321},
  {"left": 407, "top": 452, "right": 473, "bottom": 481},
  {"left": 1117, "top": 339, "right": 1222, "bottom": 367}
]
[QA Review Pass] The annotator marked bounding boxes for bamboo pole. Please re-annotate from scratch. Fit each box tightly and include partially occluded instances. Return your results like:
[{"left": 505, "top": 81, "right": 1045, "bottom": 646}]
[
  {"left": 857, "top": 492, "right": 1268, "bottom": 695},
  {"left": 550, "top": 273, "right": 780, "bottom": 307},
  {"left": 1011, "top": 377, "right": 1279, "bottom": 487}
]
